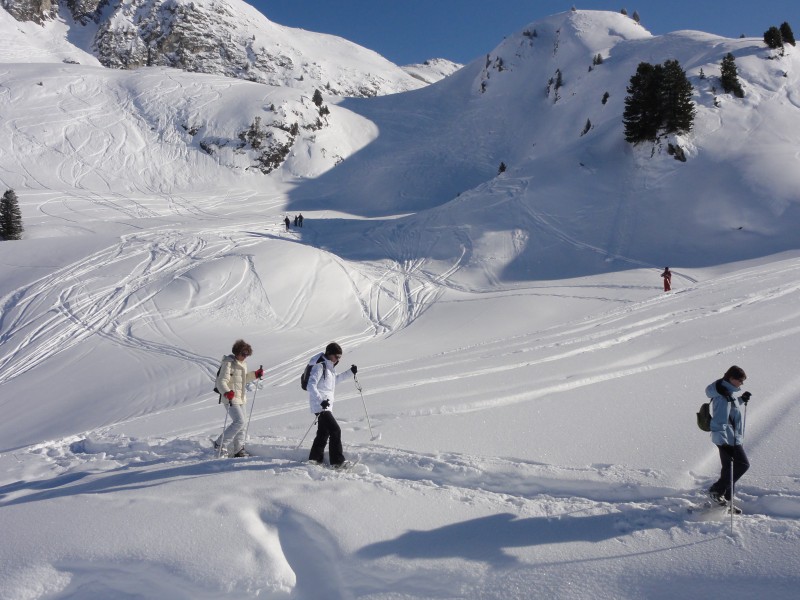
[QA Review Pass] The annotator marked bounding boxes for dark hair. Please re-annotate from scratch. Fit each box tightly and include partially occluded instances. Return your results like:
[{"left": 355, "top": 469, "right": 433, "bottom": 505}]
[
  {"left": 232, "top": 339, "right": 253, "bottom": 357},
  {"left": 723, "top": 365, "right": 746, "bottom": 382},
  {"left": 325, "top": 342, "right": 343, "bottom": 357}
]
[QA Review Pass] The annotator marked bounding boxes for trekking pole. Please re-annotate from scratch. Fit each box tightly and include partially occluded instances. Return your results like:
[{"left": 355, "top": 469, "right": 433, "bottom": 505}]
[
  {"left": 243, "top": 366, "right": 263, "bottom": 446},
  {"left": 216, "top": 410, "right": 229, "bottom": 459},
  {"left": 354, "top": 374, "right": 376, "bottom": 440},
  {"left": 295, "top": 415, "right": 318, "bottom": 450},
  {"left": 730, "top": 455, "right": 735, "bottom": 534}
]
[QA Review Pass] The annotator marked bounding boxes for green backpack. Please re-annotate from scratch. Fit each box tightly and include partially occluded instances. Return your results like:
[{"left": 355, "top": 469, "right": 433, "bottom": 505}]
[
  {"left": 696, "top": 401, "right": 712, "bottom": 431},
  {"left": 697, "top": 380, "right": 732, "bottom": 431}
]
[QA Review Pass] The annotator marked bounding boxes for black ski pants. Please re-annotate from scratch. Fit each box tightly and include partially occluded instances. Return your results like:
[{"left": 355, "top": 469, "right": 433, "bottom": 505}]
[
  {"left": 309, "top": 411, "right": 344, "bottom": 465},
  {"left": 710, "top": 444, "right": 750, "bottom": 501}
]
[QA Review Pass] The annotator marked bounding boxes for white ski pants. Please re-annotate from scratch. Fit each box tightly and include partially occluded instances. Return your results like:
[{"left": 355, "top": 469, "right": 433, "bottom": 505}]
[{"left": 217, "top": 404, "right": 246, "bottom": 454}]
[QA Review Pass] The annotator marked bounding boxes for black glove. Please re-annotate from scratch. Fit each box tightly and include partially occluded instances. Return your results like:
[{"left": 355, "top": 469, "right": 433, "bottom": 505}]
[
  {"left": 741, "top": 391, "right": 752, "bottom": 404},
  {"left": 320, "top": 399, "right": 330, "bottom": 409},
  {"left": 350, "top": 364, "right": 358, "bottom": 375}
]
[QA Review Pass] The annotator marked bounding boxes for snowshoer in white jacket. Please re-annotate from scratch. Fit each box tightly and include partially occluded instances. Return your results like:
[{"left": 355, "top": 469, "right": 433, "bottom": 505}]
[
  {"left": 307, "top": 342, "right": 357, "bottom": 467},
  {"left": 214, "top": 339, "right": 263, "bottom": 457}
]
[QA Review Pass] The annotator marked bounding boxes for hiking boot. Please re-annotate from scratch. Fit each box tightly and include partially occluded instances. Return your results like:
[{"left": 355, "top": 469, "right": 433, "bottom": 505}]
[
  {"left": 232, "top": 448, "right": 251, "bottom": 458},
  {"left": 728, "top": 504, "right": 743, "bottom": 515},
  {"left": 332, "top": 460, "right": 354, "bottom": 470},
  {"left": 213, "top": 440, "right": 228, "bottom": 456},
  {"left": 708, "top": 490, "right": 727, "bottom": 506}
]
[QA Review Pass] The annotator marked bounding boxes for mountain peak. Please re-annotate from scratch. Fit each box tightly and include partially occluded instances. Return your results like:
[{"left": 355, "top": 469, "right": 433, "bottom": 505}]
[{"left": 3, "top": 0, "right": 425, "bottom": 97}]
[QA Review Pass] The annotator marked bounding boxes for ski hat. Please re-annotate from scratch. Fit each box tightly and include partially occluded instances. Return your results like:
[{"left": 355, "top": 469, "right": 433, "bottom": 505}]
[{"left": 325, "top": 342, "right": 343, "bottom": 356}]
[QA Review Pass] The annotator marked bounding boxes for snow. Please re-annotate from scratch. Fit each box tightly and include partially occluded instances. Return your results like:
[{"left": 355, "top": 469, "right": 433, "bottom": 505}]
[
  {"left": 401, "top": 58, "right": 463, "bottom": 84},
  {"left": 1, "top": 7, "right": 800, "bottom": 600}
]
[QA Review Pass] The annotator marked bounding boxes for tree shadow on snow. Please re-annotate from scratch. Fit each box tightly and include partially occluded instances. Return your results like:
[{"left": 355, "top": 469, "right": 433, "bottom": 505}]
[{"left": 357, "top": 510, "right": 656, "bottom": 567}]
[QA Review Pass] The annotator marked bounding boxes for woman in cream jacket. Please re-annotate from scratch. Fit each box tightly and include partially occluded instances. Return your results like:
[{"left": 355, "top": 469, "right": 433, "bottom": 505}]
[{"left": 214, "top": 340, "right": 263, "bottom": 457}]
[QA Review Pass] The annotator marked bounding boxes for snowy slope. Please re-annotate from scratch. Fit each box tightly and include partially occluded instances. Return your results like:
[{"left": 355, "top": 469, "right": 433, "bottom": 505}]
[
  {"left": 291, "top": 11, "right": 800, "bottom": 276},
  {"left": 0, "top": 7, "right": 98, "bottom": 65},
  {"left": 1, "top": 8, "right": 800, "bottom": 600},
  {"left": 90, "top": 0, "right": 425, "bottom": 97},
  {"left": 402, "top": 57, "right": 463, "bottom": 84}
]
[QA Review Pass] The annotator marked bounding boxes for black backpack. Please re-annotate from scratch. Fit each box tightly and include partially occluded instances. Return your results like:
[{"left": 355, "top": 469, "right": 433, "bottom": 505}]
[
  {"left": 213, "top": 355, "right": 234, "bottom": 403},
  {"left": 300, "top": 354, "right": 326, "bottom": 390}
]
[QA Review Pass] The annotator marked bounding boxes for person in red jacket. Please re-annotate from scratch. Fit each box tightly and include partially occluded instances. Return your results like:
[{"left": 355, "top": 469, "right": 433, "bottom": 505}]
[{"left": 661, "top": 267, "right": 672, "bottom": 292}]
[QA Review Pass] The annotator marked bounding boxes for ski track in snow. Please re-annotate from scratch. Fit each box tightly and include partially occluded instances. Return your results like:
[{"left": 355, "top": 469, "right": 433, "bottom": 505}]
[
  {"left": 8, "top": 242, "right": 799, "bottom": 593},
  {"left": 339, "top": 257, "right": 800, "bottom": 420},
  {"left": 0, "top": 225, "right": 268, "bottom": 386},
  {"left": 0, "top": 212, "right": 458, "bottom": 391}
]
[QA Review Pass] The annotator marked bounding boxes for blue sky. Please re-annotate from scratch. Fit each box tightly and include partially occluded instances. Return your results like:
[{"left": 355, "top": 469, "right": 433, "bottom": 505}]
[{"left": 252, "top": 1, "right": 800, "bottom": 65}]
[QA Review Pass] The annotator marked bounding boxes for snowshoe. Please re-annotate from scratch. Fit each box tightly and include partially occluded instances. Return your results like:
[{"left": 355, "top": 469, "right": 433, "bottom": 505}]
[
  {"left": 331, "top": 458, "right": 360, "bottom": 471},
  {"left": 708, "top": 490, "right": 727, "bottom": 507},
  {"left": 213, "top": 440, "right": 228, "bottom": 457}
]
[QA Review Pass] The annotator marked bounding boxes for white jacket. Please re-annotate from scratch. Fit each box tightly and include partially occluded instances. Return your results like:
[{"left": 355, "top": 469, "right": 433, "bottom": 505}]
[
  {"left": 307, "top": 353, "right": 353, "bottom": 414},
  {"left": 216, "top": 355, "right": 256, "bottom": 406}
]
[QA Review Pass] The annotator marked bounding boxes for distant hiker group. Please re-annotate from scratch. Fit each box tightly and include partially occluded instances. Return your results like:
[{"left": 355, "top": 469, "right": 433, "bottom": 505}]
[{"left": 284, "top": 214, "right": 304, "bottom": 230}]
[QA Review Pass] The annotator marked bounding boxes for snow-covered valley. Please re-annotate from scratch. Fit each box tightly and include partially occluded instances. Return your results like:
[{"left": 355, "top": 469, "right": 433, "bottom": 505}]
[{"left": 1, "top": 5, "right": 800, "bottom": 599}]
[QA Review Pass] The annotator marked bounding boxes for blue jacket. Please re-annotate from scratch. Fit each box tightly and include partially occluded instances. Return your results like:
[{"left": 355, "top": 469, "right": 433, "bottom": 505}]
[{"left": 706, "top": 379, "right": 745, "bottom": 446}]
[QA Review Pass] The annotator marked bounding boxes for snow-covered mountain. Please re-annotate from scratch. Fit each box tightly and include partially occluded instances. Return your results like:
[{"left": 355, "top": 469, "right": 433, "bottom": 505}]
[
  {"left": 2, "top": 8, "right": 800, "bottom": 600},
  {"left": 3, "top": 0, "right": 425, "bottom": 97},
  {"left": 4, "top": 8, "right": 800, "bottom": 274},
  {"left": 292, "top": 10, "right": 800, "bottom": 277}
]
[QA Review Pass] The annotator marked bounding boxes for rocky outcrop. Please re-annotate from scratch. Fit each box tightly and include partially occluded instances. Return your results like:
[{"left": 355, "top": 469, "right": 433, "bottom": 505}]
[
  {"left": 2, "top": 0, "right": 58, "bottom": 23},
  {"left": 3, "top": 0, "right": 423, "bottom": 98}
]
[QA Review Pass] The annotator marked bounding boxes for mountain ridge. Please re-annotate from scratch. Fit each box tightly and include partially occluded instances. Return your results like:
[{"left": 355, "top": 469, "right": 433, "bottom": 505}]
[{"left": 2, "top": 0, "right": 425, "bottom": 96}]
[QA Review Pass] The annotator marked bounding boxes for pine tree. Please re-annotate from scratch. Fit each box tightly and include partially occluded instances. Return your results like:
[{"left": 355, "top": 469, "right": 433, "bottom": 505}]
[
  {"left": 312, "top": 89, "right": 324, "bottom": 107},
  {"left": 720, "top": 53, "right": 744, "bottom": 98},
  {"left": 623, "top": 60, "right": 695, "bottom": 144},
  {"left": 0, "top": 189, "right": 23, "bottom": 240},
  {"left": 764, "top": 26, "right": 784, "bottom": 50},
  {"left": 623, "top": 62, "right": 663, "bottom": 143},
  {"left": 660, "top": 59, "right": 696, "bottom": 135},
  {"left": 780, "top": 22, "right": 796, "bottom": 46},
  {"left": 244, "top": 116, "right": 264, "bottom": 149}
]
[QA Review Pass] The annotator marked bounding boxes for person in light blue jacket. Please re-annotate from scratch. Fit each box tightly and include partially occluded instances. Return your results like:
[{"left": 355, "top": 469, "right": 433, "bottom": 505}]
[{"left": 706, "top": 365, "right": 752, "bottom": 506}]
